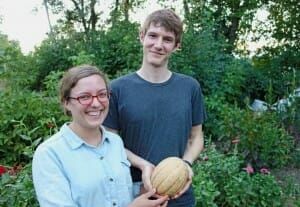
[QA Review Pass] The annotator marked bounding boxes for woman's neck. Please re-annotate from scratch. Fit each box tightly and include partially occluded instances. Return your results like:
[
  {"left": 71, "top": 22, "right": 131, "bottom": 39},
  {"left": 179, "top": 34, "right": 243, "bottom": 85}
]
[{"left": 69, "top": 122, "right": 102, "bottom": 146}]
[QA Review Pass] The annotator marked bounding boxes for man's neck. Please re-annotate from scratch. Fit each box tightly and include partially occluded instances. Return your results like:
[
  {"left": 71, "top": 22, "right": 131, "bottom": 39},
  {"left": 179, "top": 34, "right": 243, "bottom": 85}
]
[{"left": 137, "top": 65, "right": 172, "bottom": 83}]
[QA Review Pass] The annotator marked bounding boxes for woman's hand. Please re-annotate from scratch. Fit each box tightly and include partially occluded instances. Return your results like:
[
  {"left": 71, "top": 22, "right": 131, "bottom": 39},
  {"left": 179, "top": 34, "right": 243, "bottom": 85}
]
[{"left": 129, "top": 189, "right": 169, "bottom": 207}]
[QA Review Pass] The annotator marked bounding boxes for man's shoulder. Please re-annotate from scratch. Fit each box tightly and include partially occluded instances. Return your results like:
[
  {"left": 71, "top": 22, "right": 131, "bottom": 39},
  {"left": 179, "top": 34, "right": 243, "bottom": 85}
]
[
  {"left": 110, "top": 72, "right": 139, "bottom": 90},
  {"left": 173, "top": 72, "right": 199, "bottom": 85},
  {"left": 111, "top": 72, "right": 136, "bottom": 83}
]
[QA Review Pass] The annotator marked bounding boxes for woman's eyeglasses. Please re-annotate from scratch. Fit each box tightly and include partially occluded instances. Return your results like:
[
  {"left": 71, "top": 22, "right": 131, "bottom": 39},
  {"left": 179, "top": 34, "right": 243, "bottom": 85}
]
[{"left": 68, "top": 90, "right": 111, "bottom": 105}]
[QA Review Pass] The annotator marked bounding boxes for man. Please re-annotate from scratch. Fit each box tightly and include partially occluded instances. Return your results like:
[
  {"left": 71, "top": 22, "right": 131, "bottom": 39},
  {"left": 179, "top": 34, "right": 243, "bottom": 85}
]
[{"left": 104, "top": 9, "right": 207, "bottom": 207}]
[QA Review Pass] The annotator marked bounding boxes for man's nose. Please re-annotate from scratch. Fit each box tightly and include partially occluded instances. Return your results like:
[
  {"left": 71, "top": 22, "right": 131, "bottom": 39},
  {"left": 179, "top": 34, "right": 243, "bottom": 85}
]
[{"left": 154, "top": 37, "right": 163, "bottom": 48}]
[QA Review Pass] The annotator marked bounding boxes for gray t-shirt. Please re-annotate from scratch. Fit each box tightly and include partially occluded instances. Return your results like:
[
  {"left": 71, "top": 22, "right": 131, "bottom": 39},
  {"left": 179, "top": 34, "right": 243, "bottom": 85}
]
[{"left": 104, "top": 72, "right": 207, "bottom": 206}]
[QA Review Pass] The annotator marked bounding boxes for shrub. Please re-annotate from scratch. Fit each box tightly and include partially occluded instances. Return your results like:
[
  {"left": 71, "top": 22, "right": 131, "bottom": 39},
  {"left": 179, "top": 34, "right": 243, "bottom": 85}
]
[
  {"left": 0, "top": 163, "right": 39, "bottom": 207},
  {"left": 193, "top": 146, "right": 283, "bottom": 207},
  {"left": 204, "top": 95, "right": 295, "bottom": 169},
  {"left": 0, "top": 89, "right": 67, "bottom": 165}
]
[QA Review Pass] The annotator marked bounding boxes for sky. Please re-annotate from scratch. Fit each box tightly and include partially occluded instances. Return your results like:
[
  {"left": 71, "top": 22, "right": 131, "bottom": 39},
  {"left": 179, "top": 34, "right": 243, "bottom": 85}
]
[
  {"left": 0, "top": 0, "right": 52, "bottom": 54},
  {"left": 0, "top": 0, "right": 268, "bottom": 55},
  {"left": 0, "top": 0, "right": 165, "bottom": 54}
]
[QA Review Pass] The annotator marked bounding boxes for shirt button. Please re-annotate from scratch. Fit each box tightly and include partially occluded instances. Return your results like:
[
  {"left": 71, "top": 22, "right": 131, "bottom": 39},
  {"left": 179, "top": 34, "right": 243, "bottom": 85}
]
[
  {"left": 109, "top": 178, "right": 114, "bottom": 182},
  {"left": 99, "top": 156, "right": 104, "bottom": 160},
  {"left": 112, "top": 202, "right": 117, "bottom": 206}
]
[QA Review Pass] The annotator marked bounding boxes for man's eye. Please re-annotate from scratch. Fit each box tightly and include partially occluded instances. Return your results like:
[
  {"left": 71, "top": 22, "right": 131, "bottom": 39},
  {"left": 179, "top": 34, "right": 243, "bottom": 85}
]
[
  {"left": 164, "top": 38, "right": 173, "bottom": 42},
  {"left": 148, "top": 34, "right": 156, "bottom": 38}
]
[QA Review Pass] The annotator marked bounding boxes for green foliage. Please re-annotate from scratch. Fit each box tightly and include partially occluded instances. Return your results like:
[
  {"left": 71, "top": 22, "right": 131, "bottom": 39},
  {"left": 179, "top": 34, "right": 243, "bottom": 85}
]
[
  {"left": 1, "top": 1, "right": 299, "bottom": 205},
  {"left": 0, "top": 33, "right": 32, "bottom": 90},
  {"left": 253, "top": 45, "right": 300, "bottom": 100},
  {"left": 0, "top": 89, "right": 67, "bottom": 165},
  {"left": 30, "top": 37, "right": 75, "bottom": 90},
  {"left": 170, "top": 15, "right": 233, "bottom": 97},
  {"left": 205, "top": 95, "right": 295, "bottom": 169},
  {"left": 224, "top": 172, "right": 282, "bottom": 207},
  {"left": 268, "top": 0, "right": 299, "bottom": 48},
  {"left": 68, "top": 50, "right": 96, "bottom": 66},
  {"left": 93, "top": 21, "right": 141, "bottom": 79},
  {"left": 200, "top": 0, "right": 264, "bottom": 53},
  {"left": 193, "top": 147, "right": 283, "bottom": 207},
  {"left": 279, "top": 176, "right": 300, "bottom": 206},
  {"left": 0, "top": 163, "right": 39, "bottom": 207},
  {"left": 43, "top": 70, "right": 65, "bottom": 97},
  {"left": 29, "top": 21, "right": 142, "bottom": 90}
]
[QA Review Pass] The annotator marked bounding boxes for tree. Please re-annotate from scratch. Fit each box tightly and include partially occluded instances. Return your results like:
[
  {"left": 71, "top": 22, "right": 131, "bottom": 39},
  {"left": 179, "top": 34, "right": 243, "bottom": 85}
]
[
  {"left": 268, "top": 0, "right": 299, "bottom": 49},
  {"left": 252, "top": 0, "right": 300, "bottom": 98},
  {"left": 183, "top": 0, "right": 267, "bottom": 53},
  {"left": 45, "top": 0, "right": 102, "bottom": 36},
  {"left": 109, "top": 0, "right": 146, "bottom": 25}
]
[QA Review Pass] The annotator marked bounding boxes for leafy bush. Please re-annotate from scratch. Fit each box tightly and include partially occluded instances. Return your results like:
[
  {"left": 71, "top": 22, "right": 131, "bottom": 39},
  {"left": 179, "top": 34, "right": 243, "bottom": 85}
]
[
  {"left": 93, "top": 21, "right": 142, "bottom": 79},
  {"left": 193, "top": 146, "right": 283, "bottom": 207},
  {"left": 205, "top": 95, "right": 295, "bottom": 169},
  {"left": 0, "top": 163, "right": 39, "bottom": 207},
  {"left": 0, "top": 89, "right": 67, "bottom": 165}
]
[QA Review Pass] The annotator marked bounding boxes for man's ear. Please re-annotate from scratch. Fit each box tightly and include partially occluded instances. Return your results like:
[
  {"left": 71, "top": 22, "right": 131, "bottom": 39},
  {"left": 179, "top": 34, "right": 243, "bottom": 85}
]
[
  {"left": 173, "top": 42, "right": 181, "bottom": 52},
  {"left": 139, "top": 31, "right": 145, "bottom": 43}
]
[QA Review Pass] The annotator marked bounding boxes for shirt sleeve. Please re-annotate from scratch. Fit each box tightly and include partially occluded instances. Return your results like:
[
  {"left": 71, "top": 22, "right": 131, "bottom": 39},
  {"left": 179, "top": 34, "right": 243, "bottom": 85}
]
[
  {"left": 32, "top": 146, "right": 78, "bottom": 207},
  {"left": 192, "top": 82, "right": 207, "bottom": 125},
  {"left": 103, "top": 84, "right": 120, "bottom": 130}
]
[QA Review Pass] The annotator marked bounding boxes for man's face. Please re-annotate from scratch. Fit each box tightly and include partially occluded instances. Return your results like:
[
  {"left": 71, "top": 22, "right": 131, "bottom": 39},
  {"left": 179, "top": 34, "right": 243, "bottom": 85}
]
[{"left": 140, "top": 23, "right": 180, "bottom": 67}]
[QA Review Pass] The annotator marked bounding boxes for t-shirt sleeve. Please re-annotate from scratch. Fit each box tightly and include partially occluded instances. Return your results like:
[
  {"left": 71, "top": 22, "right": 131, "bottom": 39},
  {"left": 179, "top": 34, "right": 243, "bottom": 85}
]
[
  {"left": 103, "top": 83, "right": 120, "bottom": 130},
  {"left": 192, "top": 81, "right": 207, "bottom": 125}
]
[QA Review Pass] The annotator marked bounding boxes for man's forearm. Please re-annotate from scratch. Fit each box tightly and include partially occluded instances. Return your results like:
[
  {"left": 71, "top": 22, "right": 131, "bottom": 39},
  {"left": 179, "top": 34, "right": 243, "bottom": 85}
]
[{"left": 182, "top": 124, "right": 204, "bottom": 164}]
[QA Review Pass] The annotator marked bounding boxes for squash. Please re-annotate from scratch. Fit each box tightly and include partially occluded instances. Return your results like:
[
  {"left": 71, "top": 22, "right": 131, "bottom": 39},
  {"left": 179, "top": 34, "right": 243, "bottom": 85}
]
[{"left": 150, "top": 157, "right": 188, "bottom": 197}]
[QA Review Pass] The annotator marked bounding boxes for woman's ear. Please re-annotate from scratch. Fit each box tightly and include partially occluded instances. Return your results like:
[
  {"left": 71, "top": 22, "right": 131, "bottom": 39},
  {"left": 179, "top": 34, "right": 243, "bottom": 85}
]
[
  {"left": 63, "top": 100, "right": 70, "bottom": 111},
  {"left": 63, "top": 100, "right": 72, "bottom": 116}
]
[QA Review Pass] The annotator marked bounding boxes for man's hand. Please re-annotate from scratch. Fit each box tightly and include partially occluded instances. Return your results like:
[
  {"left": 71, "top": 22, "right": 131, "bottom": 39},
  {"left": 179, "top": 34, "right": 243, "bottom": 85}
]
[
  {"left": 170, "top": 162, "right": 194, "bottom": 199},
  {"left": 141, "top": 162, "right": 155, "bottom": 193}
]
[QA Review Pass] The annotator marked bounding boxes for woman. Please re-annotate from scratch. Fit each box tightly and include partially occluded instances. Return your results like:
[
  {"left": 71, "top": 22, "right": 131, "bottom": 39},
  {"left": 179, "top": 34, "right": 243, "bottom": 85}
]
[{"left": 32, "top": 65, "right": 168, "bottom": 207}]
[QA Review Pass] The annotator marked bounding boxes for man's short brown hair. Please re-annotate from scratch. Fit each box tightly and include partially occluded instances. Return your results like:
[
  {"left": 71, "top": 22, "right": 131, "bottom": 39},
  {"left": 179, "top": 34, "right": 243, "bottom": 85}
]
[{"left": 140, "top": 9, "right": 183, "bottom": 45}]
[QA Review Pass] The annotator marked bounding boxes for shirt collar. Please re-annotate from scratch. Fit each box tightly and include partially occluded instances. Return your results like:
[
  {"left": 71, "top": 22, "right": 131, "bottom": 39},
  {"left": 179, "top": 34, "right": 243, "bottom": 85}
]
[{"left": 61, "top": 123, "right": 111, "bottom": 150}]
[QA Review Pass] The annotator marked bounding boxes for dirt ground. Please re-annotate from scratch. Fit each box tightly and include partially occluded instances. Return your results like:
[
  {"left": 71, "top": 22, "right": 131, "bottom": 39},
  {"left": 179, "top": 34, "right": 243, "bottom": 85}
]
[
  {"left": 272, "top": 143, "right": 300, "bottom": 207},
  {"left": 273, "top": 167, "right": 300, "bottom": 185}
]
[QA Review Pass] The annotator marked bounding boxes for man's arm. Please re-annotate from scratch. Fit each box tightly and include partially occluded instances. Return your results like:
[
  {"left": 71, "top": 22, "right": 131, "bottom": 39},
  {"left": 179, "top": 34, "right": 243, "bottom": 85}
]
[
  {"left": 173, "top": 124, "right": 204, "bottom": 199},
  {"left": 182, "top": 124, "right": 204, "bottom": 165},
  {"left": 104, "top": 127, "right": 155, "bottom": 192}
]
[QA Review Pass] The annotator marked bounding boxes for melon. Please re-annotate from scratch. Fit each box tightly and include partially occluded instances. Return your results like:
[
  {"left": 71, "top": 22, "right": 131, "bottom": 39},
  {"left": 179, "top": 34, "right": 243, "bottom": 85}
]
[{"left": 150, "top": 157, "right": 188, "bottom": 197}]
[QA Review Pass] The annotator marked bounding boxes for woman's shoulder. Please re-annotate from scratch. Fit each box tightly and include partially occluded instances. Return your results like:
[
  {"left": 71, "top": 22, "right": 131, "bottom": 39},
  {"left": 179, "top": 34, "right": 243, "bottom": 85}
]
[{"left": 34, "top": 131, "right": 63, "bottom": 153}]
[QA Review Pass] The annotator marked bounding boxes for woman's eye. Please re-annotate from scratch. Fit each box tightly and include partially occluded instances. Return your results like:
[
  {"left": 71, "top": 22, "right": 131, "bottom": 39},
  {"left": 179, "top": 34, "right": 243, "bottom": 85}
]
[
  {"left": 99, "top": 92, "right": 107, "bottom": 98},
  {"left": 80, "top": 95, "right": 90, "bottom": 100}
]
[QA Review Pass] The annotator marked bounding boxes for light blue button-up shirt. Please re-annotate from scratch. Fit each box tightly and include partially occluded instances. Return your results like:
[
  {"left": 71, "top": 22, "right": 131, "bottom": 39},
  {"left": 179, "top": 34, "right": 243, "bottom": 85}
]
[{"left": 32, "top": 124, "right": 133, "bottom": 207}]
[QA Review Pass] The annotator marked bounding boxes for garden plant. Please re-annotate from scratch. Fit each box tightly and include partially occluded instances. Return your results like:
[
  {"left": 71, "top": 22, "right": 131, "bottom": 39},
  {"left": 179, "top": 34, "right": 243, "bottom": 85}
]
[{"left": 0, "top": 0, "right": 299, "bottom": 206}]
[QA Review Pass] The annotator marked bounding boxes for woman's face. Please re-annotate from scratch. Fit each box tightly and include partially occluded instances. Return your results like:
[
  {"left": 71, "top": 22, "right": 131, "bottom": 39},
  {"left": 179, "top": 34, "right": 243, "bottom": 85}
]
[{"left": 64, "top": 74, "right": 109, "bottom": 130}]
